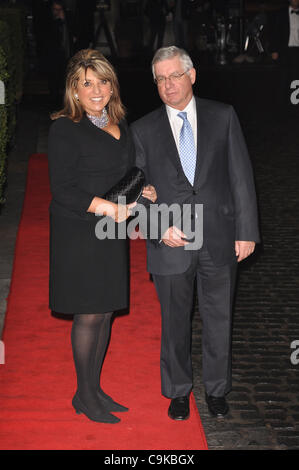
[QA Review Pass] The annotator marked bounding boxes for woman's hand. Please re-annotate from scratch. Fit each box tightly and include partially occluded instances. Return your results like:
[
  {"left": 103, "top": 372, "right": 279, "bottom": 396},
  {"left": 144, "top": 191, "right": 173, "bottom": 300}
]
[
  {"left": 88, "top": 197, "right": 136, "bottom": 222},
  {"left": 142, "top": 185, "right": 157, "bottom": 203},
  {"left": 101, "top": 201, "right": 137, "bottom": 223}
]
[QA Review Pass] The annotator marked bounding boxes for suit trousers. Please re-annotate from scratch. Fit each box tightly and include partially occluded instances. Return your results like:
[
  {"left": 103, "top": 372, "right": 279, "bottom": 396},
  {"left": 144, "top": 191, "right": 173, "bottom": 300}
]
[{"left": 152, "top": 246, "right": 238, "bottom": 399}]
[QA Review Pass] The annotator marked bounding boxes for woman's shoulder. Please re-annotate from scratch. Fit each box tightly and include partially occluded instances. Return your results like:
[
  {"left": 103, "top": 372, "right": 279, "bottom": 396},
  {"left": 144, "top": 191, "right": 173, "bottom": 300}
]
[
  {"left": 49, "top": 116, "right": 82, "bottom": 133},
  {"left": 48, "top": 117, "right": 86, "bottom": 145}
]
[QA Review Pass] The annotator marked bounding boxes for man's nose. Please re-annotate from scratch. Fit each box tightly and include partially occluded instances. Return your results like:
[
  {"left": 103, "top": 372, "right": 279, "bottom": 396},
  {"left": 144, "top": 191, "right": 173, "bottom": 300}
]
[{"left": 165, "top": 77, "right": 173, "bottom": 89}]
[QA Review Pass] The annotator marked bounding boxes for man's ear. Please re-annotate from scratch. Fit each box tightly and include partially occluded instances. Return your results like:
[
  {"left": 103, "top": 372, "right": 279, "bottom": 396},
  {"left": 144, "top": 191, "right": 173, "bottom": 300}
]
[{"left": 189, "top": 67, "right": 196, "bottom": 85}]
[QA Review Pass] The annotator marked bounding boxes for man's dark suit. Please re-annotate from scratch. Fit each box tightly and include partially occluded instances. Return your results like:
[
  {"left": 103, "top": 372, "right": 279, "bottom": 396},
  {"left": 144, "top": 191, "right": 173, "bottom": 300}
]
[
  {"left": 131, "top": 97, "right": 260, "bottom": 399},
  {"left": 269, "top": 7, "right": 291, "bottom": 57},
  {"left": 44, "top": 8, "right": 75, "bottom": 107}
]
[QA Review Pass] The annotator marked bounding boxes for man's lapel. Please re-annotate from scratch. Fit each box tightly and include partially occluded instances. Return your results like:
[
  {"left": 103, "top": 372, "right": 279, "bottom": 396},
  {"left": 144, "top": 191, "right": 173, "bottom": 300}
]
[
  {"left": 193, "top": 97, "right": 211, "bottom": 189},
  {"left": 156, "top": 105, "right": 181, "bottom": 172}
]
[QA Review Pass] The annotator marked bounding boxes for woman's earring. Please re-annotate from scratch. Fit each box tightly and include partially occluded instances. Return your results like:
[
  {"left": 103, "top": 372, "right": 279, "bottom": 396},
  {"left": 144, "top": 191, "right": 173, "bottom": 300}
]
[{"left": 75, "top": 93, "right": 79, "bottom": 101}]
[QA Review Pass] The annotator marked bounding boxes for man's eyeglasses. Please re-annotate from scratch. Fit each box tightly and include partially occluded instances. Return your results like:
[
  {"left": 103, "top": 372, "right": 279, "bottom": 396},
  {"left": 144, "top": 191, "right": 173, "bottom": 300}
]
[{"left": 154, "top": 70, "right": 189, "bottom": 86}]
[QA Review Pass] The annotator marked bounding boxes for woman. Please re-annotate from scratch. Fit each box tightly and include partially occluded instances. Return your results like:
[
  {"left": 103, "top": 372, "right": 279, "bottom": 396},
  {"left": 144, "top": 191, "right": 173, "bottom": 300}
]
[{"left": 48, "top": 49, "right": 155, "bottom": 424}]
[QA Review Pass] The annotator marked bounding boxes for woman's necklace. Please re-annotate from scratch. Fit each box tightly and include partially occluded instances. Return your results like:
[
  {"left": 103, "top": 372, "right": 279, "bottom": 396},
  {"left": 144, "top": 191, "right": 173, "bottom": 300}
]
[{"left": 87, "top": 107, "right": 109, "bottom": 129}]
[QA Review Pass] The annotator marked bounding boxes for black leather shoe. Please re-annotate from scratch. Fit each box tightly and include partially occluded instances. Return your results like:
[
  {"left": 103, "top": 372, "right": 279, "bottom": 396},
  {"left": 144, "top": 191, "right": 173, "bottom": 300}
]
[
  {"left": 168, "top": 396, "right": 190, "bottom": 421},
  {"left": 205, "top": 393, "right": 229, "bottom": 418}
]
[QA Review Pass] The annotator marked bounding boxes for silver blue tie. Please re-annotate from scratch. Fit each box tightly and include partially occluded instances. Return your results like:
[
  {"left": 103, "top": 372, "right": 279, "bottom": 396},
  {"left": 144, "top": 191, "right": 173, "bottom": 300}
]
[{"left": 177, "top": 112, "right": 196, "bottom": 185}]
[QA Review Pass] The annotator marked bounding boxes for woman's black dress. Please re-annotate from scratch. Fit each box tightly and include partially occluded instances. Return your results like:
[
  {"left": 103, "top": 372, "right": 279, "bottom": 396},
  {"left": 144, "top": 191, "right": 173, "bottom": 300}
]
[{"left": 47, "top": 115, "right": 135, "bottom": 314}]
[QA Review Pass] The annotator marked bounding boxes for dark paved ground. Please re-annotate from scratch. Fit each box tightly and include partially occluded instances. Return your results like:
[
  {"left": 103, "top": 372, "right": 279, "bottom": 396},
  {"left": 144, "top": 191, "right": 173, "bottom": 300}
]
[
  {"left": 0, "top": 63, "right": 299, "bottom": 450},
  {"left": 191, "top": 104, "right": 299, "bottom": 450}
]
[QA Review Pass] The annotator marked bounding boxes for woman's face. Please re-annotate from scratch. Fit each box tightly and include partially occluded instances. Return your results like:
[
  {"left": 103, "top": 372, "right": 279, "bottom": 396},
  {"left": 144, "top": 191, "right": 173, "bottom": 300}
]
[{"left": 76, "top": 68, "right": 112, "bottom": 117}]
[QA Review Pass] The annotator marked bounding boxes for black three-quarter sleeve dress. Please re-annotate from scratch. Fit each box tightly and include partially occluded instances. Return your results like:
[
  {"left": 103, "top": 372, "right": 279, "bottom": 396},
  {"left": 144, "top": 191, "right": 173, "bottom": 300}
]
[{"left": 47, "top": 115, "right": 135, "bottom": 314}]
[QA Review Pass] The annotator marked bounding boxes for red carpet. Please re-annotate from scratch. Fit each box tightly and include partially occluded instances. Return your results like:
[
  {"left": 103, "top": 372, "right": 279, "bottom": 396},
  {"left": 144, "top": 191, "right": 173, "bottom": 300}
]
[{"left": 0, "top": 154, "right": 208, "bottom": 450}]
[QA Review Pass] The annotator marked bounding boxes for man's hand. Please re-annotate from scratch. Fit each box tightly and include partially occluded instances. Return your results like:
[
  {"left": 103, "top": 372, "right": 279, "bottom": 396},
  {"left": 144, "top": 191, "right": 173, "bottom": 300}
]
[
  {"left": 142, "top": 185, "right": 157, "bottom": 202},
  {"left": 162, "top": 226, "right": 189, "bottom": 247},
  {"left": 271, "top": 52, "right": 279, "bottom": 61},
  {"left": 235, "top": 241, "right": 256, "bottom": 262}
]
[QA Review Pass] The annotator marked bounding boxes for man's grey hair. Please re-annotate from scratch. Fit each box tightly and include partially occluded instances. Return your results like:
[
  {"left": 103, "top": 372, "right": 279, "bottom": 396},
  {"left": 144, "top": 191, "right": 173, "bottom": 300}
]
[{"left": 151, "top": 46, "right": 194, "bottom": 79}]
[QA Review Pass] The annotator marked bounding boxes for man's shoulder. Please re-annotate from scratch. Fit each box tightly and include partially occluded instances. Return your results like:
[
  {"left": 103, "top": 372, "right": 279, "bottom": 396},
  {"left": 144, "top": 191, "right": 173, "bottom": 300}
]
[
  {"left": 195, "top": 96, "right": 232, "bottom": 112},
  {"left": 195, "top": 96, "right": 233, "bottom": 120},
  {"left": 130, "top": 97, "right": 233, "bottom": 132},
  {"left": 130, "top": 106, "right": 165, "bottom": 131}
]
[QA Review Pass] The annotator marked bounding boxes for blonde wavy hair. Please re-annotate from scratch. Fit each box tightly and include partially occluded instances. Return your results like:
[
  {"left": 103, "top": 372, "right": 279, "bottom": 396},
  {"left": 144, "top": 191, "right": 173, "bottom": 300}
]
[{"left": 51, "top": 49, "right": 126, "bottom": 124}]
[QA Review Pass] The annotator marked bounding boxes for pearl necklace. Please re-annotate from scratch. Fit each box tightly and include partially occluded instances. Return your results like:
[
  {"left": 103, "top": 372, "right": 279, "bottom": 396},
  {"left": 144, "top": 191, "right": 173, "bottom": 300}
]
[{"left": 87, "top": 107, "right": 109, "bottom": 129}]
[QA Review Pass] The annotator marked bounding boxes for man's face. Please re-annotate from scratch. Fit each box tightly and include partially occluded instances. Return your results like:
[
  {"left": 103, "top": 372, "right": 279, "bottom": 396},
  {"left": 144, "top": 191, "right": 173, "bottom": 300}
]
[
  {"left": 290, "top": 0, "right": 299, "bottom": 10},
  {"left": 52, "top": 3, "right": 64, "bottom": 19},
  {"left": 154, "top": 56, "right": 196, "bottom": 111}
]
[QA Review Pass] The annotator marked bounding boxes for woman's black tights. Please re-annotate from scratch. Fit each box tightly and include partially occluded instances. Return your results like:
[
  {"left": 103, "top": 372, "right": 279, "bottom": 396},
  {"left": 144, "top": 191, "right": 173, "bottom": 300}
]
[{"left": 71, "top": 312, "right": 112, "bottom": 413}]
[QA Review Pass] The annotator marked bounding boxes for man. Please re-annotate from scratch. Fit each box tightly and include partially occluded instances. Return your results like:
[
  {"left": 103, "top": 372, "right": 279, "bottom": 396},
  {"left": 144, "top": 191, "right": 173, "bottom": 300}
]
[
  {"left": 44, "top": 0, "right": 75, "bottom": 107},
  {"left": 73, "top": 0, "right": 96, "bottom": 51},
  {"left": 269, "top": 0, "right": 299, "bottom": 106},
  {"left": 145, "top": 0, "right": 168, "bottom": 53},
  {"left": 131, "top": 46, "right": 260, "bottom": 420},
  {"left": 172, "top": 0, "right": 191, "bottom": 49}
]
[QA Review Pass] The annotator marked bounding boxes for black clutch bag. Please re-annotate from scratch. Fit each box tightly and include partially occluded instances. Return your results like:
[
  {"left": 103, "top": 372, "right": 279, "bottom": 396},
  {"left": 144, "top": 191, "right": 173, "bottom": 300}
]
[{"left": 104, "top": 166, "right": 145, "bottom": 204}]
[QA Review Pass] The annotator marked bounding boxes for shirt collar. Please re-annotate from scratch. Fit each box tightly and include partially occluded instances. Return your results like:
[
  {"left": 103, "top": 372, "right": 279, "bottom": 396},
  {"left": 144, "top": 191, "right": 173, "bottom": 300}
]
[{"left": 166, "top": 95, "right": 196, "bottom": 120}]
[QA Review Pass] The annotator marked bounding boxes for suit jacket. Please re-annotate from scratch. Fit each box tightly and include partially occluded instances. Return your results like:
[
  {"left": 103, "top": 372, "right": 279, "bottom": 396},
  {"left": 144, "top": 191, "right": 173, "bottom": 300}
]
[
  {"left": 145, "top": 0, "right": 168, "bottom": 21},
  {"left": 269, "top": 7, "right": 290, "bottom": 55},
  {"left": 174, "top": 0, "right": 193, "bottom": 20},
  {"left": 131, "top": 97, "right": 260, "bottom": 275},
  {"left": 45, "top": 10, "right": 75, "bottom": 61},
  {"left": 74, "top": 0, "right": 96, "bottom": 50}
]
